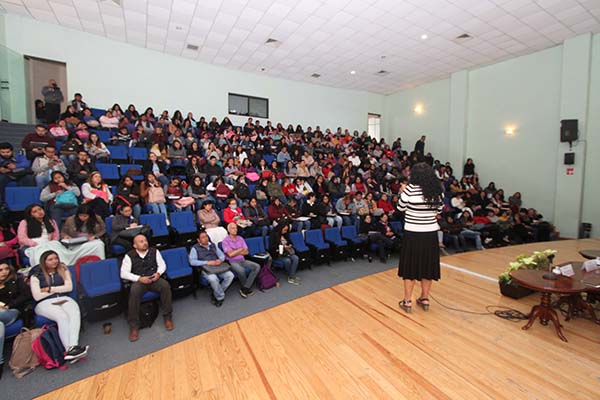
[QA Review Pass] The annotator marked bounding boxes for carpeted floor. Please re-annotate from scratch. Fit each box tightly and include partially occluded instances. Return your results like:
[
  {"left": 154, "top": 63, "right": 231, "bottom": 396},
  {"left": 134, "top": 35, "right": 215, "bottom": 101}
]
[{"left": 2, "top": 257, "right": 397, "bottom": 400}]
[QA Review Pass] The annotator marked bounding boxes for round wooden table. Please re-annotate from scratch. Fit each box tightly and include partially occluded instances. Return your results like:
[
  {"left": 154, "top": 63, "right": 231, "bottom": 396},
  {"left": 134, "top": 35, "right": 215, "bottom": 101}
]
[
  {"left": 510, "top": 266, "right": 595, "bottom": 342},
  {"left": 579, "top": 249, "right": 600, "bottom": 260}
]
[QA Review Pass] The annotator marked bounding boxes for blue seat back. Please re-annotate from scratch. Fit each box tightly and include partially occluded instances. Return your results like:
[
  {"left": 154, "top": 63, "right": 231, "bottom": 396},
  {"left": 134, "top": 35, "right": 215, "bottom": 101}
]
[
  {"left": 105, "top": 216, "right": 114, "bottom": 235},
  {"left": 170, "top": 211, "right": 197, "bottom": 234},
  {"left": 305, "top": 229, "right": 327, "bottom": 248},
  {"left": 79, "top": 259, "right": 121, "bottom": 297},
  {"left": 289, "top": 232, "right": 309, "bottom": 252},
  {"left": 245, "top": 237, "right": 265, "bottom": 256},
  {"left": 5, "top": 187, "right": 41, "bottom": 211},
  {"left": 263, "top": 154, "right": 275, "bottom": 164},
  {"left": 96, "top": 163, "right": 120, "bottom": 180},
  {"left": 96, "top": 130, "right": 111, "bottom": 143},
  {"left": 324, "top": 227, "right": 346, "bottom": 245},
  {"left": 120, "top": 164, "right": 143, "bottom": 180},
  {"left": 129, "top": 147, "right": 148, "bottom": 161},
  {"left": 140, "top": 213, "right": 169, "bottom": 236},
  {"left": 90, "top": 108, "right": 105, "bottom": 119},
  {"left": 106, "top": 145, "right": 128, "bottom": 160},
  {"left": 161, "top": 247, "right": 193, "bottom": 278},
  {"left": 341, "top": 225, "right": 357, "bottom": 239}
]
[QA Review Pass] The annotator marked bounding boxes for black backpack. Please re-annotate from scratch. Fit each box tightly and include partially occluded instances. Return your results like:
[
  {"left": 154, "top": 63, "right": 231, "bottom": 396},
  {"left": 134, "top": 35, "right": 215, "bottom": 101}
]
[{"left": 139, "top": 300, "right": 159, "bottom": 329}]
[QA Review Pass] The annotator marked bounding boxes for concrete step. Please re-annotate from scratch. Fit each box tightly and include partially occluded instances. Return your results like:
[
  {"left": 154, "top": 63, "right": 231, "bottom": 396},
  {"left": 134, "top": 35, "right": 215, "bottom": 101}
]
[{"left": 0, "top": 122, "right": 35, "bottom": 149}]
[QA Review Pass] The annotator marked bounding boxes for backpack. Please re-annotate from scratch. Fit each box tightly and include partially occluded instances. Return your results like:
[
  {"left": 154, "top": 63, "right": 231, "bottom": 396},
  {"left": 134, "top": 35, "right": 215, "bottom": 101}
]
[
  {"left": 31, "top": 325, "right": 66, "bottom": 370},
  {"left": 9, "top": 328, "right": 43, "bottom": 378},
  {"left": 139, "top": 300, "right": 159, "bottom": 329},
  {"left": 256, "top": 261, "right": 279, "bottom": 291}
]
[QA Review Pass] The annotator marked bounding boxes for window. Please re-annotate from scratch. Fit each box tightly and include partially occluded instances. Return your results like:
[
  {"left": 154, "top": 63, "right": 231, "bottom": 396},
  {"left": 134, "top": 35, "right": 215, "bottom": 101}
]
[
  {"left": 368, "top": 113, "right": 381, "bottom": 140},
  {"left": 228, "top": 93, "right": 269, "bottom": 118}
]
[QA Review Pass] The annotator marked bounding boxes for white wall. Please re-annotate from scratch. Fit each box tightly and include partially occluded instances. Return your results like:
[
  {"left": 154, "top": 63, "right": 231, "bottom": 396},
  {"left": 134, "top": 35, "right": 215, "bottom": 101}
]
[
  {"left": 581, "top": 34, "right": 600, "bottom": 238},
  {"left": 466, "top": 46, "right": 563, "bottom": 220},
  {"left": 1, "top": 14, "right": 384, "bottom": 133},
  {"left": 379, "top": 35, "right": 600, "bottom": 238},
  {"left": 383, "top": 79, "right": 451, "bottom": 161}
]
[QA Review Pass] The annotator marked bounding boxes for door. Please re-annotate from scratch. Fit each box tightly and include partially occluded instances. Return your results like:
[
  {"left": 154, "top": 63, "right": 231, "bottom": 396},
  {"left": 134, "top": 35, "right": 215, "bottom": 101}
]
[{"left": 25, "top": 56, "right": 68, "bottom": 123}]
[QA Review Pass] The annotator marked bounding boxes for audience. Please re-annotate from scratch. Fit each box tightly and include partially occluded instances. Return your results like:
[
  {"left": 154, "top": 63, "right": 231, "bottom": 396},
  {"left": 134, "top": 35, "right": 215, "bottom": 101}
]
[{"left": 0, "top": 98, "right": 561, "bottom": 372}]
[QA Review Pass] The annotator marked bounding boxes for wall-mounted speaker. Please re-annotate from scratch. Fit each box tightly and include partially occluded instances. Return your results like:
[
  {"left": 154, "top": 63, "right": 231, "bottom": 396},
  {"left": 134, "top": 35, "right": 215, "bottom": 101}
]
[
  {"left": 564, "top": 152, "right": 575, "bottom": 165},
  {"left": 560, "top": 119, "right": 578, "bottom": 143}
]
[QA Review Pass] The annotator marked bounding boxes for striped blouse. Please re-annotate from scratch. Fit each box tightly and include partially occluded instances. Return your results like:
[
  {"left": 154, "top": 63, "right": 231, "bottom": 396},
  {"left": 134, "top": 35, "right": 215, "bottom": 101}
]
[{"left": 398, "top": 184, "right": 443, "bottom": 232}]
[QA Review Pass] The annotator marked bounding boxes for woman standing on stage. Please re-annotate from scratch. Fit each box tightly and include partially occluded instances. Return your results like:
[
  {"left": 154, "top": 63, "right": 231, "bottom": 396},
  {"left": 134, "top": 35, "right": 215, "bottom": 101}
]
[{"left": 398, "top": 163, "right": 443, "bottom": 313}]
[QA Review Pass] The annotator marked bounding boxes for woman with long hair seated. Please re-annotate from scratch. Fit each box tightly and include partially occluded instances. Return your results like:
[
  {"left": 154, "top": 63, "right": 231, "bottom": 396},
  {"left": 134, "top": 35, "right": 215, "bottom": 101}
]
[
  {"left": 81, "top": 171, "right": 113, "bottom": 218},
  {"left": 29, "top": 250, "right": 89, "bottom": 361},
  {"left": 40, "top": 171, "right": 81, "bottom": 231},
  {"left": 0, "top": 262, "right": 32, "bottom": 376},
  {"left": 268, "top": 220, "right": 301, "bottom": 286},
  {"left": 18, "top": 204, "right": 104, "bottom": 266},
  {"left": 140, "top": 172, "right": 168, "bottom": 215},
  {"left": 60, "top": 204, "right": 107, "bottom": 258},
  {"left": 114, "top": 175, "right": 142, "bottom": 219}
]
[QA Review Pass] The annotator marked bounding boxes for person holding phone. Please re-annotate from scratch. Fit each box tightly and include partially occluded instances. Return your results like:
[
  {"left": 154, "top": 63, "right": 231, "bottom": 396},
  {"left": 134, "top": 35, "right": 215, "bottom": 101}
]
[
  {"left": 29, "top": 250, "right": 89, "bottom": 361},
  {"left": 31, "top": 144, "right": 67, "bottom": 188},
  {"left": 268, "top": 220, "right": 300, "bottom": 285}
]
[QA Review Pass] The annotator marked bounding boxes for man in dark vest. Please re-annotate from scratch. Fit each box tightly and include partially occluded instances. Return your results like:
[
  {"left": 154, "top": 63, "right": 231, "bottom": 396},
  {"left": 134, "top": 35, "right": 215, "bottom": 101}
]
[
  {"left": 120, "top": 234, "right": 173, "bottom": 342},
  {"left": 188, "top": 231, "right": 234, "bottom": 307}
]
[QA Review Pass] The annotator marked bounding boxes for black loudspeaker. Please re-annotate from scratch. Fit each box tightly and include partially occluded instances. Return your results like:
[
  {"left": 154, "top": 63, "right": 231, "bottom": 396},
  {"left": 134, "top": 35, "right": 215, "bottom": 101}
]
[
  {"left": 560, "top": 119, "right": 578, "bottom": 143},
  {"left": 564, "top": 152, "right": 575, "bottom": 165}
]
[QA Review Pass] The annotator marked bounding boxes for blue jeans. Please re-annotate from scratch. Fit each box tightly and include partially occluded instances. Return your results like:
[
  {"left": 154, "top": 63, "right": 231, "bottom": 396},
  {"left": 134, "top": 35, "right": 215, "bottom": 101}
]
[
  {"left": 202, "top": 270, "right": 234, "bottom": 301},
  {"left": 327, "top": 215, "right": 343, "bottom": 229},
  {"left": 0, "top": 309, "right": 20, "bottom": 363},
  {"left": 229, "top": 260, "right": 261, "bottom": 290},
  {"left": 292, "top": 220, "right": 311, "bottom": 232},
  {"left": 275, "top": 254, "right": 299, "bottom": 278},
  {"left": 35, "top": 174, "right": 50, "bottom": 188},
  {"left": 49, "top": 204, "right": 77, "bottom": 231},
  {"left": 460, "top": 229, "right": 484, "bottom": 250},
  {"left": 148, "top": 202, "right": 167, "bottom": 215}
]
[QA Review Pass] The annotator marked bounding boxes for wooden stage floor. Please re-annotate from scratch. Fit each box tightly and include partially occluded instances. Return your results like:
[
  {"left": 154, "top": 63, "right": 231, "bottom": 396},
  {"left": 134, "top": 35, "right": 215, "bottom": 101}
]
[{"left": 39, "top": 239, "right": 600, "bottom": 400}]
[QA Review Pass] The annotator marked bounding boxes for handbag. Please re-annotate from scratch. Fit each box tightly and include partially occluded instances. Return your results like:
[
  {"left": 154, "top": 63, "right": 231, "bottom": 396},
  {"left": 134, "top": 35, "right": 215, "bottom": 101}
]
[{"left": 54, "top": 190, "right": 78, "bottom": 207}]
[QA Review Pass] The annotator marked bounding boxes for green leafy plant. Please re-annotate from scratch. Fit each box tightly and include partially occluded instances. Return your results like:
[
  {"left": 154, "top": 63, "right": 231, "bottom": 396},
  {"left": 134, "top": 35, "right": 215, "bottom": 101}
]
[{"left": 498, "top": 249, "right": 557, "bottom": 285}]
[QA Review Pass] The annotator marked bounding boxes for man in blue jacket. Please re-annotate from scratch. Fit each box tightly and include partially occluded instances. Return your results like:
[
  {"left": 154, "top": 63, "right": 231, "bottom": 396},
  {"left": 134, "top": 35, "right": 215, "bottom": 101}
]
[{"left": 0, "top": 142, "right": 34, "bottom": 204}]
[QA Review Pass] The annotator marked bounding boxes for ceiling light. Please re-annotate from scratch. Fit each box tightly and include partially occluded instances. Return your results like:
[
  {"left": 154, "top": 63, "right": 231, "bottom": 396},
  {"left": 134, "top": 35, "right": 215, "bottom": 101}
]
[
  {"left": 421, "top": 34, "right": 428, "bottom": 40},
  {"left": 311, "top": 73, "right": 321, "bottom": 78},
  {"left": 414, "top": 103, "right": 424, "bottom": 115},
  {"left": 350, "top": 70, "right": 356, "bottom": 75},
  {"left": 505, "top": 125, "right": 516, "bottom": 136}
]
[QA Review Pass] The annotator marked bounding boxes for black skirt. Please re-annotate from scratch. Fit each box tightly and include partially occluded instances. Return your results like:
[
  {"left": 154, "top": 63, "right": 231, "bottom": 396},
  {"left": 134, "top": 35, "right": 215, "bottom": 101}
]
[{"left": 397, "top": 230, "right": 440, "bottom": 281}]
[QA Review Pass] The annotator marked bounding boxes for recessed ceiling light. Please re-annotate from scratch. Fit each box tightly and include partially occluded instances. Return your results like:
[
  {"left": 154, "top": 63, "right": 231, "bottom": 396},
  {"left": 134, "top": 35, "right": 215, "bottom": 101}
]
[
  {"left": 350, "top": 70, "right": 356, "bottom": 75},
  {"left": 175, "top": 26, "right": 183, "bottom": 31},
  {"left": 260, "top": 67, "right": 266, "bottom": 71},
  {"left": 421, "top": 34, "right": 428, "bottom": 40}
]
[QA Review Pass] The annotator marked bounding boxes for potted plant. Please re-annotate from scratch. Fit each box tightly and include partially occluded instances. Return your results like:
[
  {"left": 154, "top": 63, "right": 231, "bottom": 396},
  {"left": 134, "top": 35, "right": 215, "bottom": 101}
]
[{"left": 498, "top": 249, "right": 557, "bottom": 299}]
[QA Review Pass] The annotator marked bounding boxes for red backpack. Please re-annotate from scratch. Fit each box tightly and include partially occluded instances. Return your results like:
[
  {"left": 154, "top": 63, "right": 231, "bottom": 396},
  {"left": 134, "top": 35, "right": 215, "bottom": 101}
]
[{"left": 31, "top": 325, "right": 66, "bottom": 370}]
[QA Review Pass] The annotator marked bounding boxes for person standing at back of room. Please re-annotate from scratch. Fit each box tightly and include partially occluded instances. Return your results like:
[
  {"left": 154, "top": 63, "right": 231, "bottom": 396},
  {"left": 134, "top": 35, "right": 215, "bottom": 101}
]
[
  {"left": 42, "top": 79, "right": 64, "bottom": 125},
  {"left": 397, "top": 162, "right": 443, "bottom": 313},
  {"left": 414, "top": 135, "right": 426, "bottom": 155}
]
